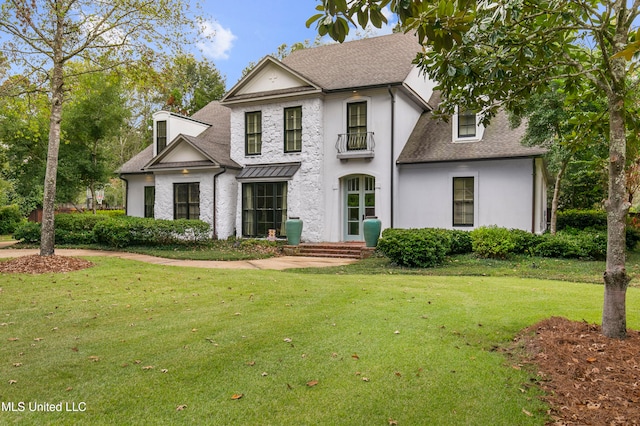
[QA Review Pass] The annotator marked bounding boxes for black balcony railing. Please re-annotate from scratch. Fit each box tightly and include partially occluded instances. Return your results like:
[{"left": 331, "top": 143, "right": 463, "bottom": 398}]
[{"left": 335, "top": 132, "right": 375, "bottom": 159}]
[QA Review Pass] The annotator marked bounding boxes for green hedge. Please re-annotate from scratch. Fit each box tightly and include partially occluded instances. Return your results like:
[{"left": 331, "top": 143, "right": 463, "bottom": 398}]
[
  {"left": 377, "top": 228, "right": 451, "bottom": 268},
  {"left": 13, "top": 214, "right": 211, "bottom": 247},
  {"left": 376, "top": 225, "right": 620, "bottom": 267},
  {"left": 0, "top": 205, "right": 23, "bottom": 235},
  {"left": 556, "top": 209, "right": 607, "bottom": 230},
  {"left": 93, "top": 217, "right": 210, "bottom": 248},
  {"left": 13, "top": 221, "right": 41, "bottom": 243}
]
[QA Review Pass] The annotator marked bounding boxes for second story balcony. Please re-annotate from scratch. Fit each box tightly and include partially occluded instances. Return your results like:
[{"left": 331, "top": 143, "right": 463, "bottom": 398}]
[{"left": 335, "top": 132, "right": 375, "bottom": 160}]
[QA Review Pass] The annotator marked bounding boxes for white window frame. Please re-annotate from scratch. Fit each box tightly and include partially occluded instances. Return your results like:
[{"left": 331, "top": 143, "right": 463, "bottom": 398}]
[
  {"left": 452, "top": 107, "right": 484, "bottom": 142},
  {"left": 449, "top": 171, "right": 479, "bottom": 229}
]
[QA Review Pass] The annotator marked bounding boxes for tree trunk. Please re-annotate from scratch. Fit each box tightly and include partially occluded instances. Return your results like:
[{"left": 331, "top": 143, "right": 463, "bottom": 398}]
[
  {"left": 39, "top": 4, "right": 65, "bottom": 257},
  {"left": 40, "top": 64, "right": 64, "bottom": 256},
  {"left": 602, "top": 89, "right": 631, "bottom": 339},
  {"left": 550, "top": 157, "right": 569, "bottom": 235}
]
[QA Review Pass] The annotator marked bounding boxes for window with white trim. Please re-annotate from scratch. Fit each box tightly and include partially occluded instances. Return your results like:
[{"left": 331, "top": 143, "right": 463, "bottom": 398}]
[
  {"left": 453, "top": 177, "right": 474, "bottom": 226},
  {"left": 284, "top": 106, "right": 302, "bottom": 152},
  {"left": 245, "top": 111, "right": 262, "bottom": 155}
]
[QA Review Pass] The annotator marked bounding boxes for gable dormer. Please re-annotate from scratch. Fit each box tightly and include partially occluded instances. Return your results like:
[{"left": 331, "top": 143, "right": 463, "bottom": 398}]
[
  {"left": 452, "top": 107, "right": 485, "bottom": 142},
  {"left": 221, "top": 56, "right": 321, "bottom": 105},
  {"left": 152, "top": 111, "right": 211, "bottom": 156}
]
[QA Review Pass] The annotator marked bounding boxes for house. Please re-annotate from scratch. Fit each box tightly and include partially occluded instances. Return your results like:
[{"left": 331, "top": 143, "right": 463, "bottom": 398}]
[{"left": 119, "top": 32, "right": 548, "bottom": 242}]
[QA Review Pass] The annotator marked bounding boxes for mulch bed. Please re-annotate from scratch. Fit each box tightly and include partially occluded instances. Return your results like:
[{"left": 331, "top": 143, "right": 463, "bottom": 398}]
[
  {"left": 0, "top": 254, "right": 93, "bottom": 274},
  {"left": 1, "top": 256, "right": 639, "bottom": 424},
  {"left": 517, "top": 316, "right": 640, "bottom": 425}
]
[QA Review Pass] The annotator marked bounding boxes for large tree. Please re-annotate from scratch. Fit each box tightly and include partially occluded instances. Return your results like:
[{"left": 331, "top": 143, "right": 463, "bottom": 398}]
[
  {"left": 0, "top": 0, "right": 204, "bottom": 256},
  {"left": 310, "top": 0, "right": 640, "bottom": 338},
  {"left": 61, "top": 69, "right": 129, "bottom": 213}
]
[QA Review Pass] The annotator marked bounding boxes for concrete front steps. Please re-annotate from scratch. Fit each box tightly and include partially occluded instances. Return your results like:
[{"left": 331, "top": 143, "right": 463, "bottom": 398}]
[{"left": 283, "top": 242, "right": 375, "bottom": 259}]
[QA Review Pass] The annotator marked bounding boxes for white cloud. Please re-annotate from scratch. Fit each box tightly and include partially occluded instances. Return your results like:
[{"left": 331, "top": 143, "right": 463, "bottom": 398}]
[{"left": 198, "top": 20, "right": 237, "bottom": 60}]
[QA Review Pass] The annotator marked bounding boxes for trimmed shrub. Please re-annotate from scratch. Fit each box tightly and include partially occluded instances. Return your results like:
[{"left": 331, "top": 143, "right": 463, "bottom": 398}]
[
  {"left": 556, "top": 209, "right": 607, "bottom": 231},
  {"left": 13, "top": 221, "right": 41, "bottom": 243},
  {"left": 532, "top": 229, "right": 607, "bottom": 260},
  {"left": 0, "top": 205, "right": 23, "bottom": 235},
  {"left": 509, "top": 228, "right": 543, "bottom": 254},
  {"left": 54, "top": 213, "right": 110, "bottom": 244},
  {"left": 94, "top": 217, "right": 210, "bottom": 247},
  {"left": 448, "top": 229, "right": 473, "bottom": 254},
  {"left": 377, "top": 228, "right": 451, "bottom": 268},
  {"left": 470, "top": 226, "right": 517, "bottom": 259},
  {"left": 627, "top": 227, "right": 640, "bottom": 250}
]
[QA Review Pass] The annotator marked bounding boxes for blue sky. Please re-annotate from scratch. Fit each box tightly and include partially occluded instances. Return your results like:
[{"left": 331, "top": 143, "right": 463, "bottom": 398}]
[{"left": 195, "top": 1, "right": 397, "bottom": 89}]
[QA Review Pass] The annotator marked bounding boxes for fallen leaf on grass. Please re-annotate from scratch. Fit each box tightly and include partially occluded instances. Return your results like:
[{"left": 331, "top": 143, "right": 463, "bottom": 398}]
[
  {"left": 231, "top": 393, "right": 244, "bottom": 400},
  {"left": 362, "top": 377, "right": 370, "bottom": 382},
  {"left": 8, "top": 380, "right": 17, "bottom": 384},
  {"left": 142, "top": 366, "right": 154, "bottom": 370},
  {"left": 88, "top": 356, "right": 100, "bottom": 362},
  {"left": 388, "top": 419, "right": 398, "bottom": 426},
  {"left": 161, "top": 369, "right": 168, "bottom": 373},
  {"left": 283, "top": 338, "right": 292, "bottom": 343},
  {"left": 66, "top": 387, "right": 73, "bottom": 392},
  {"left": 306, "top": 380, "right": 319, "bottom": 387},
  {"left": 33, "top": 337, "right": 43, "bottom": 342},
  {"left": 8, "top": 337, "right": 19, "bottom": 341},
  {"left": 522, "top": 408, "right": 532, "bottom": 417},
  {"left": 13, "top": 363, "right": 22, "bottom": 367},
  {"left": 176, "top": 404, "right": 187, "bottom": 411},
  {"left": 351, "top": 353, "right": 360, "bottom": 360},
  {"left": 246, "top": 361, "right": 256, "bottom": 366}
]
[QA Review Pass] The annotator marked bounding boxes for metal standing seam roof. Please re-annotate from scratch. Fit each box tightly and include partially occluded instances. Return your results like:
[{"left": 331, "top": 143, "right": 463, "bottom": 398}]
[{"left": 236, "top": 163, "right": 301, "bottom": 180}]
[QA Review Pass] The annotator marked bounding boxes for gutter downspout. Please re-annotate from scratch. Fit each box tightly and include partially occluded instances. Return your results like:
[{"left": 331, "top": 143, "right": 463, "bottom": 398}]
[
  {"left": 119, "top": 175, "right": 129, "bottom": 215},
  {"left": 532, "top": 158, "right": 537, "bottom": 233},
  {"left": 388, "top": 86, "right": 395, "bottom": 229},
  {"left": 213, "top": 167, "right": 227, "bottom": 239}
]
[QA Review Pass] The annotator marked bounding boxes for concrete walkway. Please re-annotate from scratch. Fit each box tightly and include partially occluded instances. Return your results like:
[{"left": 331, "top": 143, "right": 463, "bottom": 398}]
[{"left": 0, "top": 241, "right": 357, "bottom": 270}]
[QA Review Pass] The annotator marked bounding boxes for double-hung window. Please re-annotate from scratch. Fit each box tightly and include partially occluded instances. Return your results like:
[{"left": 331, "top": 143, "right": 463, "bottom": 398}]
[
  {"left": 144, "top": 186, "right": 155, "bottom": 218},
  {"left": 457, "top": 109, "right": 476, "bottom": 138},
  {"left": 174, "top": 183, "right": 200, "bottom": 220},
  {"left": 245, "top": 111, "right": 262, "bottom": 155},
  {"left": 284, "top": 106, "right": 302, "bottom": 152},
  {"left": 453, "top": 177, "right": 474, "bottom": 226},
  {"left": 156, "top": 120, "right": 167, "bottom": 153},
  {"left": 347, "top": 102, "right": 367, "bottom": 150}
]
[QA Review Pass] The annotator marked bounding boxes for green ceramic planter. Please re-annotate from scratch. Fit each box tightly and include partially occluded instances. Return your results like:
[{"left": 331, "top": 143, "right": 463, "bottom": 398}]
[
  {"left": 363, "top": 216, "right": 381, "bottom": 248},
  {"left": 285, "top": 217, "right": 303, "bottom": 246}
]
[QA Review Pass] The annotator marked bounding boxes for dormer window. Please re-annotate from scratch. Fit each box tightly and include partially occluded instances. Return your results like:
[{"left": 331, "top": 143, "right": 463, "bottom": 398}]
[
  {"left": 457, "top": 109, "right": 476, "bottom": 138},
  {"left": 156, "top": 120, "right": 167, "bottom": 153},
  {"left": 453, "top": 107, "right": 484, "bottom": 142}
]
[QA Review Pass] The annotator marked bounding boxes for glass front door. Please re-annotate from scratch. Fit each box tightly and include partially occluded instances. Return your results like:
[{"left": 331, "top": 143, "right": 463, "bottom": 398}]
[{"left": 344, "top": 175, "right": 375, "bottom": 241}]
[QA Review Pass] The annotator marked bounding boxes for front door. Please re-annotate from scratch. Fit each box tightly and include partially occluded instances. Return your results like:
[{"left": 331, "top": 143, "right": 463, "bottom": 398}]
[{"left": 344, "top": 175, "right": 375, "bottom": 241}]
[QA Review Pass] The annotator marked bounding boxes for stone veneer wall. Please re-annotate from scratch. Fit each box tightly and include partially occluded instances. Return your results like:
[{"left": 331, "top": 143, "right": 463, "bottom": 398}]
[
  {"left": 154, "top": 171, "right": 215, "bottom": 228},
  {"left": 229, "top": 98, "right": 325, "bottom": 242}
]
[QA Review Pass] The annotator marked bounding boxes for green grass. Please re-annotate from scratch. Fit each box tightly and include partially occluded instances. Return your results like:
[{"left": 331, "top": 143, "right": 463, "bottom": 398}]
[
  {"left": 295, "top": 251, "right": 640, "bottom": 286},
  {"left": 2, "top": 257, "right": 638, "bottom": 425}
]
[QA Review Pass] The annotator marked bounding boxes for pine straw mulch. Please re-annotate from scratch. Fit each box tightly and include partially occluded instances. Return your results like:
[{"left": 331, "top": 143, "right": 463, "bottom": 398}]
[
  {"left": 516, "top": 316, "right": 640, "bottom": 425},
  {"left": 1, "top": 256, "right": 639, "bottom": 424},
  {"left": 0, "top": 254, "right": 93, "bottom": 274}
]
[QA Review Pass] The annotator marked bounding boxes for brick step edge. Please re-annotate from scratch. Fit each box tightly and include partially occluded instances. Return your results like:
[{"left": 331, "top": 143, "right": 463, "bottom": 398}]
[{"left": 283, "top": 245, "right": 376, "bottom": 259}]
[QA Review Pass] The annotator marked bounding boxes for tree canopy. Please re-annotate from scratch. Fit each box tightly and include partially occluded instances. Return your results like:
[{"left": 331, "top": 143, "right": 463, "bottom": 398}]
[
  {"left": 309, "top": 0, "right": 640, "bottom": 338},
  {"left": 0, "top": 0, "right": 205, "bottom": 256}
]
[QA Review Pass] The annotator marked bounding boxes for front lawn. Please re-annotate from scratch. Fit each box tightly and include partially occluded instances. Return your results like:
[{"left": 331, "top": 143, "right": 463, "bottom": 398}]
[{"left": 2, "top": 257, "right": 637, "bottom": 425}]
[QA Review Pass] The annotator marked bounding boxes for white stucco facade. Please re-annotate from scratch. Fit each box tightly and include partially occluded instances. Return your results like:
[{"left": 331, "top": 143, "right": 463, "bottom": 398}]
[
  {"left": 396, "top": 158, "right": 547, "bottom": 232},
  {"left": 229, "top": 97, "right": 325, "bottom": 242},
  {"left": 123, "top": 174, "right": 155, "bottom": 218}
]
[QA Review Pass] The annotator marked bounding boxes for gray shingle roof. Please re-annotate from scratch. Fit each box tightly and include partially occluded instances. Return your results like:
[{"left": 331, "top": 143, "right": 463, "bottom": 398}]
[
  {"left": 118, "top": 101, "right": 240, "bottom": 174},
  {"left": 397, "top": 94, "right": 547, "bottom": 164},
  {"left": 281, "top": 32, "right": 419, "bottom": 91},
  {"left": 118, "top": 145, "right": 153, "bottom": 174}
]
